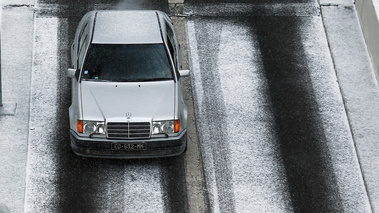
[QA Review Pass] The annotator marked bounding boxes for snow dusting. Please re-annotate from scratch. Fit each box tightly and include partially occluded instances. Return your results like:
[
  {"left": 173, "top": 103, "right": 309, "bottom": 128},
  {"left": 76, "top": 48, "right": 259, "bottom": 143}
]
[{"left": 24, "top": 17, "right": 60, "bottom": 213}]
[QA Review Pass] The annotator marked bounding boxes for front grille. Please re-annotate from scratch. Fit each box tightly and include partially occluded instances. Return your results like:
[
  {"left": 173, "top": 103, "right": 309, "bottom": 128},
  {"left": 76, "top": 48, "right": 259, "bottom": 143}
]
[{"left": 107, "top": 122, "right": 151, "bottom": 139}]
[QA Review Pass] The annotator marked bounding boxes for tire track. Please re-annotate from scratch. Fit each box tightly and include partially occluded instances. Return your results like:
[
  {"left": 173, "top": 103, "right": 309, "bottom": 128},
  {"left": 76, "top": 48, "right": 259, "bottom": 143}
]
[
  {"left": 251, "top": 16, "right": 343, "bottom": 212},
  {"left": 186, "top": 2, "right": 369, "bottom": 212}
]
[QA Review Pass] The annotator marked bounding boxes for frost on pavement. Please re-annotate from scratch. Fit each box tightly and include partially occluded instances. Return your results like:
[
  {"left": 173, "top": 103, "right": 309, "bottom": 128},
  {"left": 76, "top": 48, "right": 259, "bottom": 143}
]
[
  {"left": 187, "top": 18, "right": 292, "bottom": 212},
  {"left": 187, "top": 5, "right": 371, "bottom": 212},
  {"left": 216, "top": 21, "right": 293, "bottom": 212},
  {"left": 24, "top": 17, "right": 61, "bottom": 213}
]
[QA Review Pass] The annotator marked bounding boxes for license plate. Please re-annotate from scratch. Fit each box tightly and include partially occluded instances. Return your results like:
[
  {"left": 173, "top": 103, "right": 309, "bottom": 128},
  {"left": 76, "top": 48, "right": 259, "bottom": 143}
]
[{"left": 111, "top": 142, "right": 147, "bottom": 150}]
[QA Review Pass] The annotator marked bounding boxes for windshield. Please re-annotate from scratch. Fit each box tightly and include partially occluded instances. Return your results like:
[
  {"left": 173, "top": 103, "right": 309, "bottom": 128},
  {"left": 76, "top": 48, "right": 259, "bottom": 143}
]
[{"left": 82, "top": 44, "right": 173, "bottom": 82}]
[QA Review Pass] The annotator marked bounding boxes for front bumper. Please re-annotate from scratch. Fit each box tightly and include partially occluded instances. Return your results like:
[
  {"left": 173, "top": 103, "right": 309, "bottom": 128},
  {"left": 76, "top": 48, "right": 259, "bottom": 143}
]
[{"left": 70, "top": 129, "right": 187, "bottom": 159}]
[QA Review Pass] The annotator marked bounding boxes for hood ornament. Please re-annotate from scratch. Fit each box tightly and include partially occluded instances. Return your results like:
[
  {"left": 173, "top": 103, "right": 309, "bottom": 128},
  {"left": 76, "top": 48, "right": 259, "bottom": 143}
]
[{"left": 126, "top": 112, "right": 132, "bottom": 120}]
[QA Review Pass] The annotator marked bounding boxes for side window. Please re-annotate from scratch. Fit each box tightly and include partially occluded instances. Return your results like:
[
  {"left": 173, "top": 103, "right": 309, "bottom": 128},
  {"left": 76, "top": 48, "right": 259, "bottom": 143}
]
[
  {"left": 78, "top": 23, "right": 90, "bottom": 68},
  {"left": 165, "top": 22, "right": 178, "bottom": 69}
]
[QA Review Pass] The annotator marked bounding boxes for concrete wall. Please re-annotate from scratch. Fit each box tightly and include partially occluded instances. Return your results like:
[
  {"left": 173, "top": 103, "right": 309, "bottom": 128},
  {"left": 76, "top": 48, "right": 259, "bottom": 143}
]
[{"left": 356, "top": 0, "right": 379, "bottom": 83}]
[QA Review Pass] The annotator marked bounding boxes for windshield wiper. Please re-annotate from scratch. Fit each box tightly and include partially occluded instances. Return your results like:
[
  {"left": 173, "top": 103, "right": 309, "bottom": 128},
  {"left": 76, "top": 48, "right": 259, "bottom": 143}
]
[
  {"left": 134, "top": 78, "right": 173, "bottom": 82},
  {"left": 86, "top": 79, "right": 111, "bottom": 82}
]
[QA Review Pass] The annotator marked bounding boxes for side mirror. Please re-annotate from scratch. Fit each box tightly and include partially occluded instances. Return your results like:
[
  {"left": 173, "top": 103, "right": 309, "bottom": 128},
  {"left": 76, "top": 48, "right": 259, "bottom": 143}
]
[
  {"left": 179, "top": 69, "right": 190, "bottom": 77},
  {"left": 67, "top": 68, "right": 79, "bottom": 79}
]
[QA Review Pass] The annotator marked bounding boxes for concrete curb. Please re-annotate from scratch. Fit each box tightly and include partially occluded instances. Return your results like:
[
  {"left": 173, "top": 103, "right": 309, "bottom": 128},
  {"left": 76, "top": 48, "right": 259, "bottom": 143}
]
[{"left": 356, "top": 0, "right": 379, "bottom": 83}]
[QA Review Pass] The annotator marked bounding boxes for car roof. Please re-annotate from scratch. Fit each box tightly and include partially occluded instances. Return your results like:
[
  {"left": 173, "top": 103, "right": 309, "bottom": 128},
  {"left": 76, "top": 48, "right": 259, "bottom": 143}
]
[{"left": 92, "top": 10, "right": 164, "bottom": 44}]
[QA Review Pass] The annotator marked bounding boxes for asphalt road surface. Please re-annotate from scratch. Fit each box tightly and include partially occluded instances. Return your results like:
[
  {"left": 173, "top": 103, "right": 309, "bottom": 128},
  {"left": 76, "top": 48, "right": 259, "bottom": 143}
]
[
  {"left": 1, "top": 0, "right": 374, "bottom": 212},
  {"left": 186, "top": 0, "right": 371, "bottom": 212},
  {"left": 24, "top": 0, "right": 205, "bottom": 212}
]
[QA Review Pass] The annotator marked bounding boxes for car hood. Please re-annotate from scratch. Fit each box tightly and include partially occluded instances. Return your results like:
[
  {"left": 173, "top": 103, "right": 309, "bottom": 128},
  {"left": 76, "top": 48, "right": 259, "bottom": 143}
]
[{"left": 80, "top": 80, "right": 175, "bottom": 122}]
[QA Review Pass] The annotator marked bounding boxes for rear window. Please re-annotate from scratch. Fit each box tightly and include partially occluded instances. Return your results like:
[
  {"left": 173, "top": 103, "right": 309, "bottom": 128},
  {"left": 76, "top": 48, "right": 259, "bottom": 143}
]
[{"left": 82, "top": 44, "right": 173, "bottom": 82}]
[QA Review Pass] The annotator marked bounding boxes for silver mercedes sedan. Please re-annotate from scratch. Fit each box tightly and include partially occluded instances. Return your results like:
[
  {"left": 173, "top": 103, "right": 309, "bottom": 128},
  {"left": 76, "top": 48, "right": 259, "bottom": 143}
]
[{"left": 67, "top": 10, "right": 189, "bottom": 158}]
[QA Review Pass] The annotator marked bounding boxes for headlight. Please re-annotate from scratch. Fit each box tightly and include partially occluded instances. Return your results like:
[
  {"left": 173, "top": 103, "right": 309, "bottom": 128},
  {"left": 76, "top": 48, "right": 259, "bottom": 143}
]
[
  {"left": 77, "top": 120, "right": 105, "bottom": 134},
  {"left": 152, "top": 120, "right": 180, "bottom": 135}
]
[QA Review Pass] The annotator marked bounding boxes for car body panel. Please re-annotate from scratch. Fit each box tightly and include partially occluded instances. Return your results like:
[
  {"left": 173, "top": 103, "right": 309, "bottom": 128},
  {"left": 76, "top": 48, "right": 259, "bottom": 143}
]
[{"left": 80, "top": 80, "right": 175, "bottom": 122}]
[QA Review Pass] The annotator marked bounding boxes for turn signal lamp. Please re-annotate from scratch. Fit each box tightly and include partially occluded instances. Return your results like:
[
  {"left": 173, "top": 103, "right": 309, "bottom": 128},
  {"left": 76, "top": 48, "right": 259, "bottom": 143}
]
[
  {"left": 77, "top": 120, "right": 83, "bottom": 133},
  {"left": 175, "top": 120, "right": 180, "bottom": 133}
]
